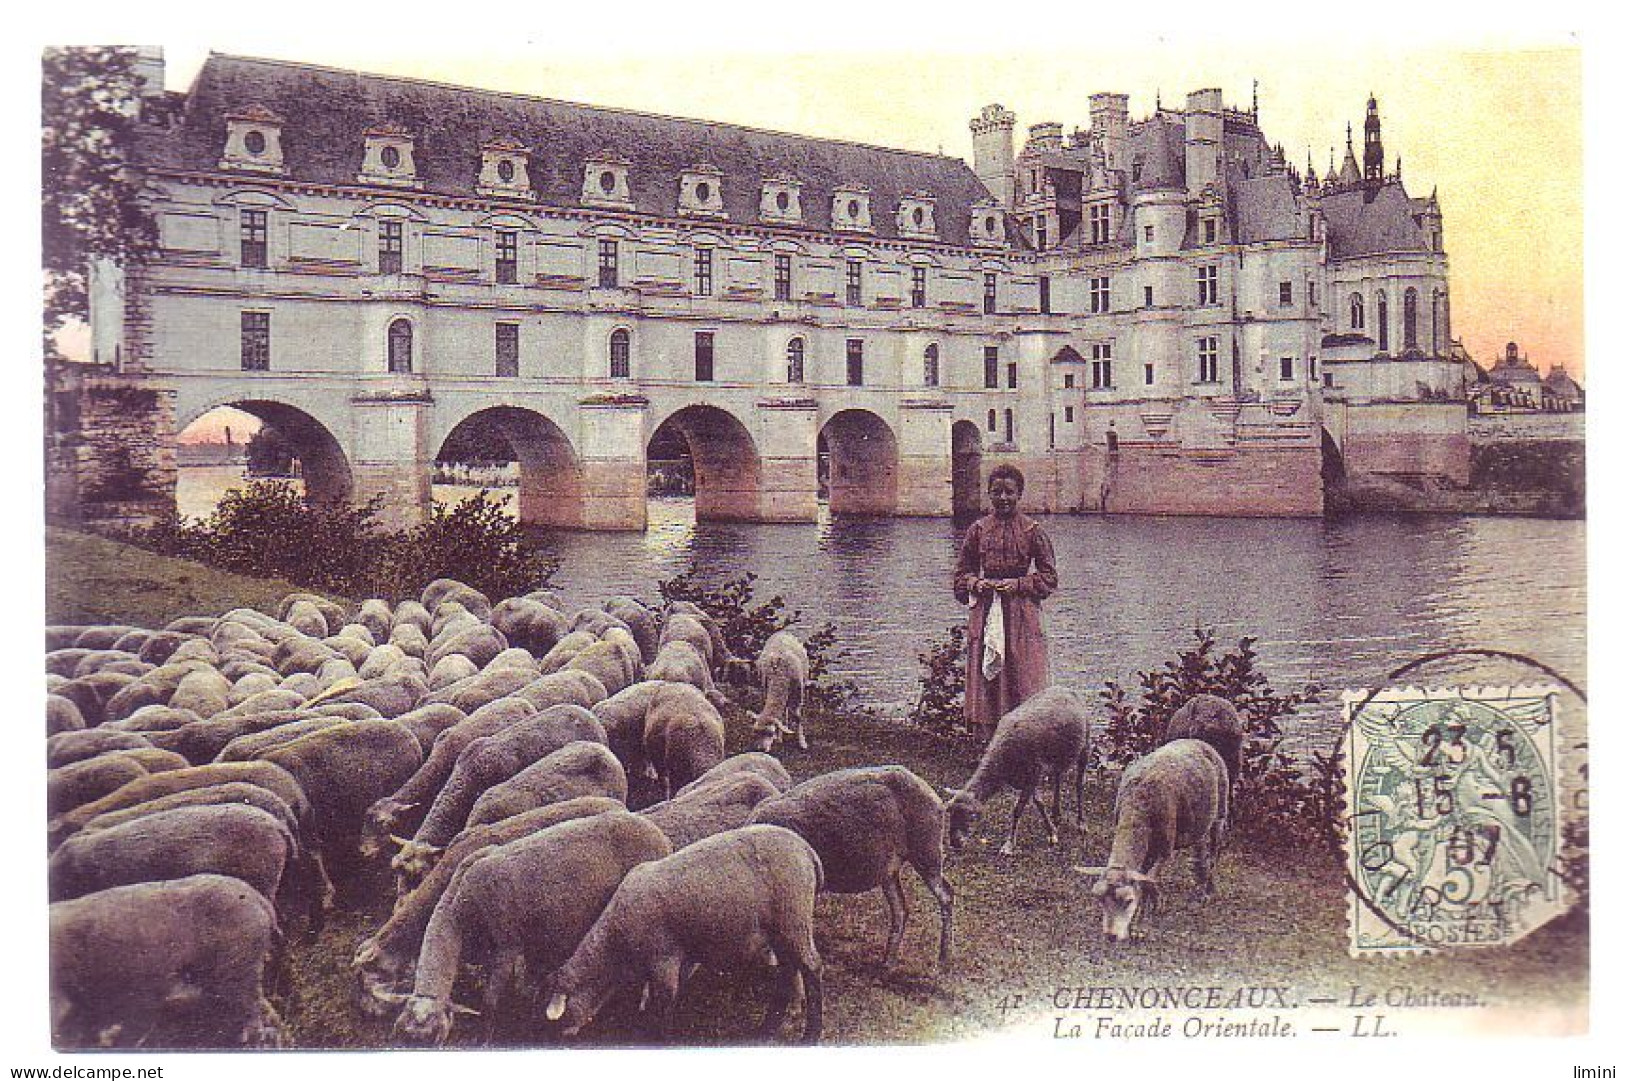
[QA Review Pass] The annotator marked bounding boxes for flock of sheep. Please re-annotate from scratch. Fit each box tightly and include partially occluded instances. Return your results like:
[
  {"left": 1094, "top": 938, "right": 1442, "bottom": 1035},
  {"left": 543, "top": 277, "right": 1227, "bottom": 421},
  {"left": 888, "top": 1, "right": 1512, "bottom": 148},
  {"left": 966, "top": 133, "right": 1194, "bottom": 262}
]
[{"left": 43, "top": 577, "right": 1247, "bottom": 1049}]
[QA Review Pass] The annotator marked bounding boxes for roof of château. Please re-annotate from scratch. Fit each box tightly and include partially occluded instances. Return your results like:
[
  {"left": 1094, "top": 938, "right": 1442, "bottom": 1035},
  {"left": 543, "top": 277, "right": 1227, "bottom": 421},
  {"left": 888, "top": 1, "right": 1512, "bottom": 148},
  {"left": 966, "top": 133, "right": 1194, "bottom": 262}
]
[
  {"left": 1543, "top": 367, "right": 1583, "bottom": 397},
  {"left": 1127, "top": 113, "right": 1186, "bottom": 191},
  {"left": 1231, "top": 174, "right": 1304, "bottom": 243},
  {"left": 1317, "top": 180, "right": 1431, "bottom": 258},
  {"left": 140, "top": 53, "right": 1001, "bottom": 248}
]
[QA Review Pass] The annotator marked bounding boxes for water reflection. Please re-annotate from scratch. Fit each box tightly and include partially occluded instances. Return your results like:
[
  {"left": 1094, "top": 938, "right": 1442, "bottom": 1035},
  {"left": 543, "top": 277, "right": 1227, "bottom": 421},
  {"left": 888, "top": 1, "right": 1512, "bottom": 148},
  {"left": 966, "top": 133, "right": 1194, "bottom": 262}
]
[{"left": 175, "top": 465, "right": 1586, "bottom": 751}]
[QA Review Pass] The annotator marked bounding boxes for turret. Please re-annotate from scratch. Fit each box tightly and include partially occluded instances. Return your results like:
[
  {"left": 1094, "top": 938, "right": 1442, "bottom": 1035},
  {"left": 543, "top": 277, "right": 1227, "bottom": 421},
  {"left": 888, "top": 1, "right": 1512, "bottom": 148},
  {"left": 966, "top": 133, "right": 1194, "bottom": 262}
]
[
  {"left": 1418, "top": 188, "right": 1444, "bottom": 251},
  {"left": 1026, "top": 121, "right": 1064, "bottom": 153},
  {"left": 970, "top": 104, "right": 1017, "bottom": 208},
  {"left": 1338, "top": 124, "right": 1360, "bottom": 186},
  {"left": 1363, "top": 94, "right": 1384, "bottom": 182},
  {"left": 1089, "top": 92, "right": 1129, "bottom": 172},
  {"left": 132, "top": 46, "right": 165, "bottom": 98},
  {"left": 1184, "top": 88, "right": 1224, "bottom": 194}
]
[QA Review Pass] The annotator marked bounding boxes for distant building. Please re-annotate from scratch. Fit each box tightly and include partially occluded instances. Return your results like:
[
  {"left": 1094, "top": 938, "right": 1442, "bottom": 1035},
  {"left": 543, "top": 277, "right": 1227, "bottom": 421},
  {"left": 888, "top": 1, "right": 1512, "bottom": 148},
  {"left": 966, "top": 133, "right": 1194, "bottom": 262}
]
[
  {"left": 1471, "top": 341, "right": 1581, "bottom": 413},
  {"left": 1542, "top": 364, "right": 1584, "bottom": 412}
]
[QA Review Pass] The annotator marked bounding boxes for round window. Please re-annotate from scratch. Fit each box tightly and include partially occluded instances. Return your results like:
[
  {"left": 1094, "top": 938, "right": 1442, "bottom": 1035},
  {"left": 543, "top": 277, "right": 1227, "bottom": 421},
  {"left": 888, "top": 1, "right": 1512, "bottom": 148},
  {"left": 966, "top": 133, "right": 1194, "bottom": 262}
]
[
  {"left": 912, "top": 207, "right": 925, "bottom": 227},
  {"left": 696, "top": 181, "right": 711, "bottom": 203},
  {"left": 497, "top": 158, "right": 516, "bottom": 182},
  {"left": 243, "top": 129, "right": 267, "bottom": 156},
  {"left": 848, "top": 199, "right": 860, "bottom": 219},
  {"left": 600, "top": 170, "right": 616, "bottom": 194},
  {"left": 776, "top": 190, "right": 790, "bottom": 212},
  {"left": 380, "top": 145, "right": 401, "bottom": 170}
]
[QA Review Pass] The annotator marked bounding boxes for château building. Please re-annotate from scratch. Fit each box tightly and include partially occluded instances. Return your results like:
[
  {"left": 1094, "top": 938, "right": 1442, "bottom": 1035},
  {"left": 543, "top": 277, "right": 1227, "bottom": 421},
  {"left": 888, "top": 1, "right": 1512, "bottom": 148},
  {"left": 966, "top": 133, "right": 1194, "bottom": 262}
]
[{"left": 87, "top": 51, "right": 1470, "bottom": 528}]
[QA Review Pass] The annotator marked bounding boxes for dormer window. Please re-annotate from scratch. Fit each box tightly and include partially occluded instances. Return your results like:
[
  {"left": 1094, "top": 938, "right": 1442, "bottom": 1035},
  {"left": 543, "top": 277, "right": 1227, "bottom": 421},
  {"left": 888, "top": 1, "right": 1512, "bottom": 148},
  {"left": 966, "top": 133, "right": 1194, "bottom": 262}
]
[
  {"left": 831, "top": 185, "right": 872, "bottom": 234},
  {"left": 759, "top": 175, "right": 804, "bottom": 225},
  {"left": 678, "top": 164, "right": 727, "bottom": 219},
  {"left": 358, "top": 126, "right": 420, "bottom": 189},
  {"left": 219, "top": 104, "right": 286, "bottom": 175},
  {"left": 896, "top": 193, "right": 938, "bottom": 240},
  {"left": 477, "top": 138, "right": 534, "bottom": 199},
  {"left": 969, "top": 199, "right": 1007, "bottom": 248},
  {"left": 582, "top": 152, "right": 635, "bottom": 210}
]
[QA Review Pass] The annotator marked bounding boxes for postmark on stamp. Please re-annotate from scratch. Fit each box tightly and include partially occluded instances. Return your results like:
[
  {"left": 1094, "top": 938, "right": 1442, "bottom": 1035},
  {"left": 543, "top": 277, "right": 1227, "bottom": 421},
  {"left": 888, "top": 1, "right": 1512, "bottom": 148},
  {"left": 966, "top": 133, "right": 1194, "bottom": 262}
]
[{"left": 1342, "top": 685, "right": 1570, "bottom": 956}]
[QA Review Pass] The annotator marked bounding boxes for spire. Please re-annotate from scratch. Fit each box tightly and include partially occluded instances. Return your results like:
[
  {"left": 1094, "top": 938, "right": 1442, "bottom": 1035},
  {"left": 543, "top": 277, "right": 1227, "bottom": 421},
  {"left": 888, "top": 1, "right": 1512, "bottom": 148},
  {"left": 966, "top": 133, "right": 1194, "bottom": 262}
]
[
  {"left": 1252, "top": 79, "right": 1259, "bottom": 117},
  {"left": 1364, "top": 94, "right": 1384, "bottom": 182},
  {"left": 1396, "top": 155, "right": 1402, "bottom": 181}
]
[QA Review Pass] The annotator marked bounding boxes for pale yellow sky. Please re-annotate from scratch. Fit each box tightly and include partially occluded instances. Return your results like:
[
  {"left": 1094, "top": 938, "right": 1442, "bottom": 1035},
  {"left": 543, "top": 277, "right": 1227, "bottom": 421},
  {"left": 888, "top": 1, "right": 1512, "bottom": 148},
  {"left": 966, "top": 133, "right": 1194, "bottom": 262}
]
[{"left": 157, "top": 43, "right": 1581, "bottom": 387}]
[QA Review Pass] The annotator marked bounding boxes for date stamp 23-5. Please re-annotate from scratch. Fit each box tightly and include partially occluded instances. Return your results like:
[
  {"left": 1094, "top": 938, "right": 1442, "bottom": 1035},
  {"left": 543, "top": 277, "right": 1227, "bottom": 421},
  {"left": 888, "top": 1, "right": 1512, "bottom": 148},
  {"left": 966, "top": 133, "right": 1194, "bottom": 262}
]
[{"left": 1342, "top": 686, "right": 1570, "bottom": 956}]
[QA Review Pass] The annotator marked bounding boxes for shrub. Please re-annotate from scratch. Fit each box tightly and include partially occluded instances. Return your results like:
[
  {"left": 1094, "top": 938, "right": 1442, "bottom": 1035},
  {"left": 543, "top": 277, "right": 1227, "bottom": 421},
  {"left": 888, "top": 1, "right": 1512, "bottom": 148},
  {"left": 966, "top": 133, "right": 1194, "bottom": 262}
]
[
  {"left": 1101, "top": 628, "right": 1330, "bottom": 844},
  {"left": 909, "top": 623, "right": 969, "bottom": 737},
  {"left": 389, "top": 490, "right": 558, "bottom": 602}
]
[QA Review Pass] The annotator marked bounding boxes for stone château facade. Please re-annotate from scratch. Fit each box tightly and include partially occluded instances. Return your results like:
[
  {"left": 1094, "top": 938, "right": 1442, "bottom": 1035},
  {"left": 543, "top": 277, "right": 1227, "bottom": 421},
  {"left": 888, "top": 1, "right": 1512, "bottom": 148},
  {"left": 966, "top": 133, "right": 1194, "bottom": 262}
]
[{"left": 87, "top": 52, "right": 1471, "bottom": 528}]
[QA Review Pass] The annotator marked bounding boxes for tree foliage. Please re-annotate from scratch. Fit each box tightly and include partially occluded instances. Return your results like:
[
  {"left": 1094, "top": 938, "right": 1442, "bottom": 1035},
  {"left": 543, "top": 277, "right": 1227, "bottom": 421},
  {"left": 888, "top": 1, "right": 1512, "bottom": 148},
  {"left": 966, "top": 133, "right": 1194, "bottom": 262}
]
[{"left": 42, "top": 46, "right": 158, "bottom": 357}]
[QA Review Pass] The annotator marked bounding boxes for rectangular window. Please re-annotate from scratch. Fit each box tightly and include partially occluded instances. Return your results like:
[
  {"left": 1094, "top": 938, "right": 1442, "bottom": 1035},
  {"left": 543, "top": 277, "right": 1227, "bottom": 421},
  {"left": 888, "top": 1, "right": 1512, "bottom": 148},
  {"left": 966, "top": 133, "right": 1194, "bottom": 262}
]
[
  {"left": 1090, "top": 343, "right": 1113, "bottom": 389},
  {"left": 1203, "top": 218, "right": 1217, "bottom": 244},
  {"left": 695, "top": 331, "right": 714, "bottom": 382},
  {"left": 1197, "top": 265, "right": 1218, "bottom": 306},
  {"left": 1063, "top": 372, "right": 1076, "bottom": 390},
  {"left": 1038, "top": 275, "right": 1051, "bottom": 314},
  {"left": 983, "top": 346, "right": 999, "bottom": 389},
  {"left": 845, "top": 339, "right": 864, "bottom": 386},
  {"left": 598, "top": 239, "right": 619, "bottom": 288},
  {"left": 1005, "top": 408, "right": 1016, "bottom": 443},
  {"left": 774, "top": 253, "right": 792, "bottom": 302},
  {"left": 1280, "top": 356, "right": 1295, "bottom": 380},
  {"left": 983, "top": 273, "right": 998, "bottom": 315},
  {"left": 1049, "top": 412, "right": 1055, "bottom": 450},
  {"left": 1006, "top": 362, "right": 1018, "bottom": 390},
  {"left": 1143, "top": 284, "right": 1154, "bottom": 307},
  {"left": 911, "top": 266, "right": 927, "bottom": 309},
  {"left": 987, "top": 409, "right": 997, "bottom": 433},
  {"left": 1197, "top": 336, "right": 1220, "bottom": 382},
  {"left": 1144, "top": 363, "right": 1155, "bottom": 385},
  {"left": 1309, "top": 356, "right": 1319, "bottom": 380},
  {"left": 495, "top": 323, "right": 519, "bottom": 378},
  {"left": 240, "top": 209, "right": 267, "bottom": 269},
  {"left": 1308, "top": 280, "right": 1318, "bottom": 307},
  {"left": 378, "top": 220, "right": 403, "bottom": 274},
  {"left": 846, "top": 260, "right": 863, "bottom": 306},
  {"left": 495, "top": 230, "right": 518, "bottom": 284},
  {"left": 1279, "top": 281, "right": 1293, "bottom": 307},
  {"left": 923, "top": 346, "right": 939, "bottom": 387},
  {"left": 1143, "top": 224, "right": 1154, "bottom": 243},
  {"left": 1036, "top": 218, "right": 1049, "bottom": 251},
  {"left": 695, "top": 248, "right": 713, "bottom": 297},
  {"left": 1089, "top": 203, "right": 1111, "bottom": 243},
  {"left": 1089, "top": 276, "right": 1111, "bottom": 314},
  {"left": 1064, "top": 405, "right": 1075, "bottom": 423},
  {"left": 610, "top": 331, "right": 631, "bottom": 379},
  {"left": 240, "top": 312, "right": 270, "bottom": 371}
]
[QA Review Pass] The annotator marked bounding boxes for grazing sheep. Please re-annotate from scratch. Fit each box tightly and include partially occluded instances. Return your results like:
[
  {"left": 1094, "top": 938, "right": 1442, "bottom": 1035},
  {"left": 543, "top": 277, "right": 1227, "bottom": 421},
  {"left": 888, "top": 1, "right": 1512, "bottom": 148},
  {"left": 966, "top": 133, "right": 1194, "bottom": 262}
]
[
  {"left": 391, "top": 599, "right": 433, "bottom": 637},
  {"left": 76, "top": 781, "right": 304, "bottom": 846},
  {"left": 45, "top": 694, "right": 86, "bottom": 736},
  {"left": 150, "top": 707, "right": 331, "bottom": 764},
  {"left": 565, "top": 638, "right": 639, "bottom": 697},
  {"left": 391, "top": 810, "right": 672, "bottom": 1045},
  {"left": 425, "top": 664, "right": 535, "bottom": 713},
  {"left": 656, "top": 613, "right": 714, "bottom": 668},
  {"left": 48, "top": 804, "right": 308, "bottom": 930},
  {"left": 135, "top": 631, "right": 197, "bottom": 666},
  {"left": 944, "top": 685, "right": 1092, "bottom": 855},
  {"left": 1080, "top": 738, "right": 1229, "bottom": 943},
  {"left": 546, "top": 824, "right": 824, "bottom": 1043},
  {"left": 218, "top": 688, "right": 307, "bottom": 718},
  {"left": 394, "top": 706, "right": 610, "bottom": 881},
  {"left": 420, "top": 579, "right": 493, "bottom": 622},
  {"left": 464, "top": 740, "right": 627, "bottom": 830},
  {"left": 229, "top": 672, "right": 282, "bottom": 704},
  {"left": 352, "top": 796, "right": 622, "bottom": 1018},
  {"left": 570, "top": 607, "right": 633, "bottom": 641},
  {"left": 674, "top": 752, "right": 793, "bottom": 798},
  {"left": 48, "top": 755, "right": 152, "bottom": 816},
  {"left": 355, "top": 599, "right": 394, "bottom": 641},
  {"left": 491, "top": 597, "right": 568, "bottom": 657},
  {"left": 72, "top": 625, "right": 141, "bottom": 650},
  {"left": 389, "top": 623, "right": 430, "bottom": 660},
  {"left": 324, "top": 671, "right": 427, "bottom": 719},
  {"left": 429, "top": 653, "right": 479, "bottom": 691},
  {"left": 47, "top": 729, "right": 152, "bottom": 769},
  {"left": 284, "top": 601, "right": 329, "bottom": 639},
  {"left": 646, "top": 640, "right": 728, "bottom": 708},
  {"left": 749, "top": 631, "right": 810, "bottom": 753},
  {"left": 537, "top": 630, "right": 598, "bottom": 674},
  {"left": 1162, "top": 693, "right": 1246, "bottom": 786},
  {"left": 514, "top": 669, "right": 608, "bottom": 712},
  {"left": 640, "top": 772, "right": 780, "bottom": 850},
  {"left": 216, "top": 717, "right": 353, "bottom": 762},
  {"left": 104, "top": 704, "right": 202, "bottom": 734},
  {"left": 388, "top": 702, "right": 468, "bottom": 755},
  {"left": 47, "top": 760, "right": 314, "bottom": 851},
  {"left": 51, "top": 874, "right": 284, "bottom": 1049},
  {"left": 750, "top": 765, "right": 954, "bottom": 969},
  {"left": 591, "top": 680, "right": 677, "bottom": 772},
  {"left": 643, "top": 683, "right": 727, "bottom": 800},
  {"left": 277, "top": 592, "right": 347, "bottom": 634},
  {"left": 355, "top": 643, "right": 407, "bottom": 680},
  {"left": 426, "top": 624, "right": 507, "bottom": 671},
  {"left": 357, "top": 697, "right": 538, "bottom": 863},
  {"left": 603, "top": 596, "right": 659, "bottom": 663},
  {"left": 272, "top": 637, "right": 337, "bottom": 677},
  {"left": 54, "top": 671, "right": 137, "bottom": 727}
]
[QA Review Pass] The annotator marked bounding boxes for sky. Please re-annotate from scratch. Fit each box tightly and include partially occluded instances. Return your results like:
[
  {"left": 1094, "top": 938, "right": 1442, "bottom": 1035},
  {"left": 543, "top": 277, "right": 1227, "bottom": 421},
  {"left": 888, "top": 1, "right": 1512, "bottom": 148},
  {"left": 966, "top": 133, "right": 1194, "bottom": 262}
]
[{"left": 129, "top": 36, "right": 1580, "bottom": 439}]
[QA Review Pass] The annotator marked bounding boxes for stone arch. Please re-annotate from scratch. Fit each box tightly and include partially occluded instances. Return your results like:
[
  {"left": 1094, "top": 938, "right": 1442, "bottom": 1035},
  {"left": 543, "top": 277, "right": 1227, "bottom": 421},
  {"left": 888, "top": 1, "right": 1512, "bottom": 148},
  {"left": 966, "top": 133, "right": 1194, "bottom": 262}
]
[
  {"left": 177, "top": 397, "right": 354, "bottom": 510},
  {"left": 951, "top": 419, "right": 984, "bottom": 518},
  {"left": 820, "top": 408, "right": 899, "bottom": 517},
  {"left": 436, "top": 405, "right": 583, "bottom": 528},
  {"left": 646, "top": 404, "right": 762, "bottom": 522}
]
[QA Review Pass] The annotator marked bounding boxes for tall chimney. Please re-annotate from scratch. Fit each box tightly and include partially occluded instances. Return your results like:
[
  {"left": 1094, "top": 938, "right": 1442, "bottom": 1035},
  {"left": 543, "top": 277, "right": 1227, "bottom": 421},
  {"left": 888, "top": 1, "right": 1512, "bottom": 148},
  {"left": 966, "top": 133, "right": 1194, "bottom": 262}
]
[{"left": 970, "top": 104, "right": 1017, "bottom": 208}]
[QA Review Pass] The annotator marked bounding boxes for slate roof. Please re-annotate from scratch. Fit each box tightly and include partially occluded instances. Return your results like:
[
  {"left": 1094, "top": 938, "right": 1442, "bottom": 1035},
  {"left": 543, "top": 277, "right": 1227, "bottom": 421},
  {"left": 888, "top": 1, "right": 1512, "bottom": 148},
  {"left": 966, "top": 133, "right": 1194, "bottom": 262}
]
[
  {"left": 1231, "top": 174, "right": 1304, "bottom": 243},
  {"left": 1317, "top": 180, "right": 1431, "bottom": 258},
  {"left": 140, "top": 53, "right": 999, "bottom": 248}
]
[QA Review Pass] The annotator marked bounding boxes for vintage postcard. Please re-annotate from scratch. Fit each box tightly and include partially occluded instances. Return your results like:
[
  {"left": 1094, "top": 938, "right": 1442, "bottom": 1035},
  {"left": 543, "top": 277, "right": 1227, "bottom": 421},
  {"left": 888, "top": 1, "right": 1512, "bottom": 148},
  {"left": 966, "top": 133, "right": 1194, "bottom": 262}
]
[{"left": 19, "top": 18, "right": 1597, "bottom": 1078}]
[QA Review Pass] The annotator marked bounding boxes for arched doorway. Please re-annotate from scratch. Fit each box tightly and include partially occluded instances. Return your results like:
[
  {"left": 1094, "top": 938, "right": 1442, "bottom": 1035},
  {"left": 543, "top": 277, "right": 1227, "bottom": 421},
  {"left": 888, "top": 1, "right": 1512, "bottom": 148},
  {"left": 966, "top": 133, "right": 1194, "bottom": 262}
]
[
  {"left": 951, "top": 419, "right": 984, "bottom": 518},
  {"left": 436, "top": 406, "right": 582, "bottom": 528},
  {"left": 647, "top": 405, "right": 761, "bottom": 522},
  {"left": 174, "top": 400, "right": 353, "bottom": 519},
  {"left": 820, "top": 409, "right": 898, "bottom": 517}
]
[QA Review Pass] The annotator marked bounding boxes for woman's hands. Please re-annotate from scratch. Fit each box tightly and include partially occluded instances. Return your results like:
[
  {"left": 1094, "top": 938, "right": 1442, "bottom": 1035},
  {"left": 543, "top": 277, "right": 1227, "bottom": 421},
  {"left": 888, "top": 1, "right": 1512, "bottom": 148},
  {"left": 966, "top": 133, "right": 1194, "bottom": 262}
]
[{"left": 973, "top": 578, "right": 1018, "bottom": 596}]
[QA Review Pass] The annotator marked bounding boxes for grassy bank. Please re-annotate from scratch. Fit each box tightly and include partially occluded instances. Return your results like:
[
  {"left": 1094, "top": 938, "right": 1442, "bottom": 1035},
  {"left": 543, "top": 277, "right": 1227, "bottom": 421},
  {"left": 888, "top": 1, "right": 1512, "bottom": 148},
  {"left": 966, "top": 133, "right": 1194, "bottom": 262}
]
[{"left": 42, "top": 530, "right": 1588, "bottom": 1045}]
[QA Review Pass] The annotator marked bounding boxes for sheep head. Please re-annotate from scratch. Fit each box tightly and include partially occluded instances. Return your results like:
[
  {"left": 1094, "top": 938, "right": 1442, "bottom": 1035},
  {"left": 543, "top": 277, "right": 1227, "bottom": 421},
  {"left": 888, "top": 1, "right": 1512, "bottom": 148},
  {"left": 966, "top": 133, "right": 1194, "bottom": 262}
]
[
  {"left": 358, "top": 800, "right": 414, "bottom": 860},
  {"left": 943, "top": 789, "right": 982, "bottom": 851},
  {"left": 391, "top": 994, "right": 476, "bottom": 1045},
  {"left": 751, "top": 717, "right": 791, "bottom": 754},
  {"left": 389, "top": 837, "right": 442, "bottom": 894},
  {"left": 1089, "top": 866, "right": 1156, "bottom": 942}
]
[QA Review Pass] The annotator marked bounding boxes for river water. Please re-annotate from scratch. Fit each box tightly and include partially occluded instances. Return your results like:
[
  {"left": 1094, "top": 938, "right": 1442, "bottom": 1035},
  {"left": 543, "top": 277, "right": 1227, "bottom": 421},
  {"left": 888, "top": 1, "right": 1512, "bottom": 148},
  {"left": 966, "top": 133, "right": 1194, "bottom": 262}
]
[{"left": 178, "top": 465, "right": 1587, "bottom": 752}]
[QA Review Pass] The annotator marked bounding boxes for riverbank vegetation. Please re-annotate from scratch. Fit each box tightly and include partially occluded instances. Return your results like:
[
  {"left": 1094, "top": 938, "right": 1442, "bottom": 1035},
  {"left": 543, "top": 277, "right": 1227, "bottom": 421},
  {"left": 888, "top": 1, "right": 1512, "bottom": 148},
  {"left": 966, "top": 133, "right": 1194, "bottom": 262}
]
[{"left": 43, "top": 535, "right": 1588, "bottom": 1044}]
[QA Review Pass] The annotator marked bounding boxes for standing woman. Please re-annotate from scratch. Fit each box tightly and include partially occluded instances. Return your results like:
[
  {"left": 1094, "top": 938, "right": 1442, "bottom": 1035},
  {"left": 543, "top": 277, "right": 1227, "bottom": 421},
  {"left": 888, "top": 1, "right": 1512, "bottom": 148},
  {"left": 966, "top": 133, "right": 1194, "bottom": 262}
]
[{"left": 952, "top": 464, "right": 1059, "bottom": 741}]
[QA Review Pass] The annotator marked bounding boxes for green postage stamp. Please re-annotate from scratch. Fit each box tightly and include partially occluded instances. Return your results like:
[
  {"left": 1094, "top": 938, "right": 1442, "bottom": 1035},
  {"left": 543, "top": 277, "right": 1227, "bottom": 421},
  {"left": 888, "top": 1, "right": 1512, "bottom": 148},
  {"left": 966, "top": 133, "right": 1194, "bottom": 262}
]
[{"left": 1343, "top": 686, "right": 1575, "bottom": 955}]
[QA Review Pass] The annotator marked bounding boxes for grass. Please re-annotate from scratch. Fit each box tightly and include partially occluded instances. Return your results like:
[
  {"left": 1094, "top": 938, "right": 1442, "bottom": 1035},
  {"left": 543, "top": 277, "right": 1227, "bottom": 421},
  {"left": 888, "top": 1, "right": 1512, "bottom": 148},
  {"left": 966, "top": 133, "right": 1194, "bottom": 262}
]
[{"left": 43, "top": 529, "right": 1590, "bottom": 1046}]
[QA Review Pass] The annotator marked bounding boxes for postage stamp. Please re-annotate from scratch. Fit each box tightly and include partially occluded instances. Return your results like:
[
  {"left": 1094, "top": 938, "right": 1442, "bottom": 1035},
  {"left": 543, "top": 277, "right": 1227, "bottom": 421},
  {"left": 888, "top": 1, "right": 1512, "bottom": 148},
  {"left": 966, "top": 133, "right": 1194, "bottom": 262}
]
[{"left": 1342, "top": 686, "right": 1570, "bottom": 955}]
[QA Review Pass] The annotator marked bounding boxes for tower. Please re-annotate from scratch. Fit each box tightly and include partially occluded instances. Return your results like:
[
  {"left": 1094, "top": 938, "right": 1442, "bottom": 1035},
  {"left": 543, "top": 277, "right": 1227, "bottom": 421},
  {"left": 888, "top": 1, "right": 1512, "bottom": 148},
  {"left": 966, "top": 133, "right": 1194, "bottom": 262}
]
[
  {"left": 970, "top": 105, "right": 1017, "bottom": 208},
  {"left": 1089, "top": 92, "right": 1129, "bottom": 172},
  {"left": 1364, "top": 94, "right": 1384, "bottom": 182},
  {"left": 1184, "top": 88, "right": 1224, "bottom": 194}
]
